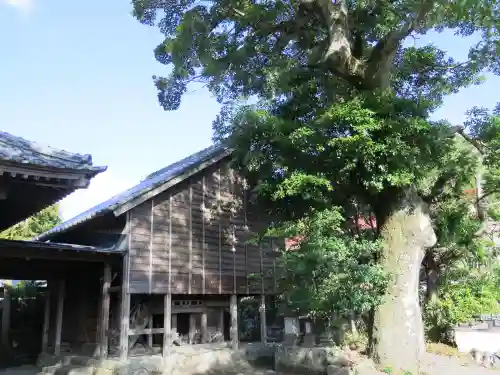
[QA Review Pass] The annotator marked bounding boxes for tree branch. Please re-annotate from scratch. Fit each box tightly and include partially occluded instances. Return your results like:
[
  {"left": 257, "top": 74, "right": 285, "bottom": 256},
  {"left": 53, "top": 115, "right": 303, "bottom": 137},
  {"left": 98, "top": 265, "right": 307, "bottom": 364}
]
[
  {"left": 456, "top": 127, "right": 485, "bottom": 154},
  {"left": 423, "top": 173, "right": 456, "bottom": 203},
  {"left": 364, "top": 0, "right": 436, "bottom": 88},
  {"left": 312, "top": 0, "right": 364, "bottom": 80}
]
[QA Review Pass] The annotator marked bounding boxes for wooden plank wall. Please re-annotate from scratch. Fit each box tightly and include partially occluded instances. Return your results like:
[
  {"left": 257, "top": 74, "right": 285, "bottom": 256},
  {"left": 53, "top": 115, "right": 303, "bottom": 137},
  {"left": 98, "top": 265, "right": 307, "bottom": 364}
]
[{"left": 127, "top": 158, "right": 281, "bottom": 295}]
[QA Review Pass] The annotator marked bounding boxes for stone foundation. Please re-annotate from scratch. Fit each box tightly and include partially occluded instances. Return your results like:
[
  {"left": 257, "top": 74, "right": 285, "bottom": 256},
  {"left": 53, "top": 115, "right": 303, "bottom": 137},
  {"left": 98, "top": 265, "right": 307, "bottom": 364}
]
[
  {"left": 274, "top": 346, "right": 352, "bottom": 375},
  {"left": 35, "top": 342, "right": 355, "bottom": 375}
]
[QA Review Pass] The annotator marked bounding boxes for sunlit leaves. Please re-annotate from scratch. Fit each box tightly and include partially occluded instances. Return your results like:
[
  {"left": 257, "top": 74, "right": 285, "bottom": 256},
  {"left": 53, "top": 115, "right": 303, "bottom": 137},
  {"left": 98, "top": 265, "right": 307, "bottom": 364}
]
[
  {"left": 275, "top": 208, "right": 389, "bottom": 319},
  {"left": 0, "top": 205, "right": 62, "bottom": 240}
]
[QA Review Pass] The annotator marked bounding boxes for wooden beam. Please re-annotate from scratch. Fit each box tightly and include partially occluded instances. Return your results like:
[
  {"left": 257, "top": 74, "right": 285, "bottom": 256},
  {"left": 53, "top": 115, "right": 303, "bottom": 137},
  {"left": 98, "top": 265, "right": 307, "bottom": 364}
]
[
  {"left": 119, "top": 275, "right": 131, "bottom": 359},
  {"left": 218, "top": 166, "right": 222, "bottom": 294},
  {"left": 201, "top": 311, "right": 208, "bottom": 343},
  {"left": 189, "top": 314, "right": 196, "bottom": 344},
  {"left": 120, "top": 215, "right": 131, "bottom": 361},
  {"left": 129, "top": 327, "right": 164, "bottom": 335},
  {"left": 171, "top": 314, "right": 177, "bottom": 333},
  {"left": 41, "top": 283, "right": 51, "bottom": 353},
  {"left": 99, "top": 264, "right": 111, "bottom": 360},
  {"left": 163, "top": 293, "right": 172, "bottom": 357},
  {"left": 260, "top": 294, "right": 267, "bottom": 344},
  {"left": 230, "top": 295, "right": 238, "bottom": 350},
  {"left": 202, "top": 175, "right": 206, "bottom": 295},
  {"left": 1, "top": 281, "right": 11, "bottom": 348},
  {"left": 149, "top": 199, "right": 153, "bottom": 294},
  {"left": 147, "top": 315, "right": 153, "bottom": 349},
  {"left": 54, "top": 279, "right": 65, "bottom": 356},
  {"left": 119, "top": 291, "right": 130, "bottom": 361},
  {"left": 188, "top": 181, "right": 192, "bottom": 294}
]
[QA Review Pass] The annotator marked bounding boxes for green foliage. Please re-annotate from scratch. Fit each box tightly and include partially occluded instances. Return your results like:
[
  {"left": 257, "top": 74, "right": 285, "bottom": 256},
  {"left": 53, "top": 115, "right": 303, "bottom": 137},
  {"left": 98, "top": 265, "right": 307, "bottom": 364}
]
[
  {"left": 424, "top": 267, "right": 500, "bottom": 343},
  {"left": 0, "top": 205, "right": 62, "bottom": 240},
  {"left": 464, "top": 105, "right": 500, "bottom": 196},
  {"left": 133, "top": 0, "right": 500, "bottom": 365},
  {"left": 274, "top": 208, "right": 389, "bottom": 321},
  {"left": 131, "top": 0, "right": 500, "bottom": 228}
]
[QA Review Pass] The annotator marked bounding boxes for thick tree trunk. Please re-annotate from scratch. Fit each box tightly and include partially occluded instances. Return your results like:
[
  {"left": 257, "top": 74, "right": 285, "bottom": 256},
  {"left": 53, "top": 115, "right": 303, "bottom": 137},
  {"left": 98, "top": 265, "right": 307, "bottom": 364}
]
[{"left": 372, "top": 189, "right": 437, "bottom": 374}]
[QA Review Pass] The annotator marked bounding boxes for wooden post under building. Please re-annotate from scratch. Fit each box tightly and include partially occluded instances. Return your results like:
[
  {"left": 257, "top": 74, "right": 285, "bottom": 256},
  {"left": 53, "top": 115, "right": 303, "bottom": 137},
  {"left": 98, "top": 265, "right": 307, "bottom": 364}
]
[
  {"left": 1, "top": 280, "right": 11, "bottom": 349},
  {"left": 163, "top": 293, "right": 172, "bottom": 357},
  {"left": 41, "top": 282, "right": 51, "bottom": 353},
  {"left": 99, "top": 264, "right": 111, "bottom": 359},
  {"left": 201, "top": 311, "right": 208, "bottom": 343},
  {"left": 260, "top": 294, "right": 267, "bottom": 344},
  {"left": 230, "top": 294, "right": 238, "bottom": 350},
  {"left": 54, "top": 279, "right": 65, "bottom": 356},
  {"left": 119, "top": 283, "right": 130, "bottom": 361},
  {"left": 189, "top": 314, "right": 196, "bottom": 344}
]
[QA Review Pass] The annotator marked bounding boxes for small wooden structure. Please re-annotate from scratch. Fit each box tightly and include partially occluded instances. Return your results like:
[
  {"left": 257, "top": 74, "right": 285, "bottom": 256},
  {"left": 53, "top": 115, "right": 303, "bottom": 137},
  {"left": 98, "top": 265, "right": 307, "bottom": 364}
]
[
  {"left": 36, "top": 145, "right": 283, "bottom": 360},
  {"left": 0, "top": 131, "right": 107, "bottom": 362}
]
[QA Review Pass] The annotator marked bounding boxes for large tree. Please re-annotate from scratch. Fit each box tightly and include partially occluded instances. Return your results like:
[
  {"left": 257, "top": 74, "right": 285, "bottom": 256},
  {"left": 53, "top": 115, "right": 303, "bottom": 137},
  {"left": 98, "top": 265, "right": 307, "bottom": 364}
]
[{"left": 132, "top": 0, "right": 499, "bottom": 371}]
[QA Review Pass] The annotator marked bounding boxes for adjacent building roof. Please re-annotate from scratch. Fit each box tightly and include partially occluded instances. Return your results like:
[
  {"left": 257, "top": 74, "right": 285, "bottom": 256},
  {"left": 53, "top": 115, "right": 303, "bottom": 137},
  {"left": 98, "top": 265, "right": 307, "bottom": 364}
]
[
  {"left": 0, "top": 131, "right": 107, "bottom": 230},
  {"left": 37, "top": 144, "right": 230, "bottom": 241},
  {"left": 0, "top": 131, "right": 105, "bottom": 172}
]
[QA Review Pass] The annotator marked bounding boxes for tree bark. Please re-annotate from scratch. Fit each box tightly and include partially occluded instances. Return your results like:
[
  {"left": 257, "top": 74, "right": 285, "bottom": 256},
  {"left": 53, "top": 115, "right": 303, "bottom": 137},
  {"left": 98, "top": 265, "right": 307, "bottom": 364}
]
[{"left": 372, "top": 189, "right": 437, "bottom": 374}]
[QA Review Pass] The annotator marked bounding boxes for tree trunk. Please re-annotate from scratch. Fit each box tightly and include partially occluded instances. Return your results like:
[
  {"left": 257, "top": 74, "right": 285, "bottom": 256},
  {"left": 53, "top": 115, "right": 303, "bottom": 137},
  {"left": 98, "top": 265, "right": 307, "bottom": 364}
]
[
  {"left": 372, "top": 189, "right": 437, "bottom": 374},
  {"left": 424, "top": 252, "right": 439, "bottom": 304}
]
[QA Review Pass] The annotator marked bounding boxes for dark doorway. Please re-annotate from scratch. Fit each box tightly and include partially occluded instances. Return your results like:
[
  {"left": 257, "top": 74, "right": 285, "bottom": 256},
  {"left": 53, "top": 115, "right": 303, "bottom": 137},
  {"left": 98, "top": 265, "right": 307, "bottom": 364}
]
[
  {"left": 223, "top": 310, "right": 230, "bottom": 341},
  {"left": 177, "top": 313, "right": 190, "bottom": 337}
]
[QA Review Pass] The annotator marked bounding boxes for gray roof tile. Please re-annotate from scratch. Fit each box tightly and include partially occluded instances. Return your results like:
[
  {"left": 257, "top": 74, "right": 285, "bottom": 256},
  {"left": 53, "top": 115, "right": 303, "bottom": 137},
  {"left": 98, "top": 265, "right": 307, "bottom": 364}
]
[
  {"left": 0, "top": 131, "right": 105, "bottom": 172},
  {"left": 36, "top": 144, "right": 228, "bottom": 240}
]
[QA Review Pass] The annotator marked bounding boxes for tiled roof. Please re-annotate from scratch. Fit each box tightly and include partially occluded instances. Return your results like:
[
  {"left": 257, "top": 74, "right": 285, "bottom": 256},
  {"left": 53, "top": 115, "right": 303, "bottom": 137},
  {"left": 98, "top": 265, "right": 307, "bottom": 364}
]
[
  {"left": 36, "top": 144, "right": 229, "bottom": 240},
  {"left": 0, "top": 131, "right": 105, "bottom": 172}
]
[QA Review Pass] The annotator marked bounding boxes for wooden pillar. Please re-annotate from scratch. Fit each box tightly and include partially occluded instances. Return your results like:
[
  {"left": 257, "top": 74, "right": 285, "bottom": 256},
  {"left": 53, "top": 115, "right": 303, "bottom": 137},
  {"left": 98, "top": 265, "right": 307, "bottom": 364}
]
[
  {"left": 230, "top": 295, "right": 238, "bottom": 349},
  {"left": 119, "top": 288, "right": 130, "bottom": 361},
  {"left": 1, "top": 280, "right": 11, "bottom": 349},
  {"left": 147, "top": 315, "right": 153, "bottom": 349},
  {"left": 41, "top": 283, "right": 51, "bottom": 353},
  {"left": 171, "top": 314, "right": 177, "bottom": 333},
  {"left": 201, "top": 311, "right": 208, "bottom": 343},
  {"left": 54, "top": 279, "right": 65, "bottom": 356},
  {"left": 260, "top": 294, "right": 267, "bottom": 344},
  {"left": 99, "top": 264, "right": 111, "bottom": 360},
  {"left": 189, "top": 314, "right": 196, "bottom": 344},
  {"left": 163, "top": 294, "right": 172, "bottom": 357}
]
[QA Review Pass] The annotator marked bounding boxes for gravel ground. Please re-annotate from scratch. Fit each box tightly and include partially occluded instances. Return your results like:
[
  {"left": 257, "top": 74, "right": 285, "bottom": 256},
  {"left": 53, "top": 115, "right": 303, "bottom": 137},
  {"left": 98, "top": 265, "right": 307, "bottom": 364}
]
[
  {"left": 0, "top": 353, "right": 499, "bottom": 375},
  {"left": 419, "top": 353, "right": 499, "bottom": 375},
  {"left": 354, "top": 353, "right": 500, "bottom": 375}
]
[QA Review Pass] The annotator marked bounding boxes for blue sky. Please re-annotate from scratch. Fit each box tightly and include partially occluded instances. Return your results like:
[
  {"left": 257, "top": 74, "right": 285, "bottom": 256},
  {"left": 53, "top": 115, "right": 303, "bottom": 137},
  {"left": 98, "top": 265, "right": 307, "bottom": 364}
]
[{"left": 1, "top": 0, "right": 499, "bottom": 220}]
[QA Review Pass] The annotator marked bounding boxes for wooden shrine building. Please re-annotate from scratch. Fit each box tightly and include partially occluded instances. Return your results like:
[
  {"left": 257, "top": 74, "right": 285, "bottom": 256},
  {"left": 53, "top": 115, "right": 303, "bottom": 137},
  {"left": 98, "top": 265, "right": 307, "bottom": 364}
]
[
  {"left": 36, "top": 145, "right": 282, "bottom": 360},
  {"left": 0, "top": 131, "right": 110, "bottom": 364}
]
